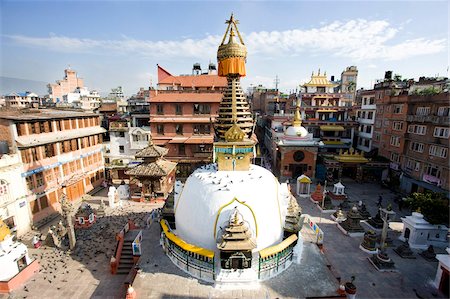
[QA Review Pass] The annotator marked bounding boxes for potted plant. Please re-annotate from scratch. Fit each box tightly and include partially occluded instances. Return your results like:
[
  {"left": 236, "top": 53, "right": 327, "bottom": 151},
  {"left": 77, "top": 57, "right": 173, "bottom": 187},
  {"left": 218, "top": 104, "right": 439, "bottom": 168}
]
[{"left": 345, "top": 276, "right": 357, "bottom": 295}]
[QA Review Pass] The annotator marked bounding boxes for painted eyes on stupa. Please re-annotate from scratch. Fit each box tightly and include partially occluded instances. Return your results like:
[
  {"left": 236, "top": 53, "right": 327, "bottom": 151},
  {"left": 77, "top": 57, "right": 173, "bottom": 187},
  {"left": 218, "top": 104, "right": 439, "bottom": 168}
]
[
  {"left": 224, "top": 155, "right": 232, "bottom": 160},
  {"left": 236, "top": 154, "right": 244, "bottom": 160},
  {"left": 223, "top": 154, "right": 244, "bottom": 160}
]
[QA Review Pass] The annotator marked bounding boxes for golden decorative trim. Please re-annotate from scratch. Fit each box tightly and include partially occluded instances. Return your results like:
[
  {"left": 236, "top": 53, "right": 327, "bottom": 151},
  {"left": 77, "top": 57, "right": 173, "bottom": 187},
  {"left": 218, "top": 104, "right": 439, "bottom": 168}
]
[
  {"left": 213, "top": 197, "right": 258, "bottom": 239},
  {"left": 259, "top": 234, "right": 298, "bottom": 259},
  {"left": 160, "top": 219, "right": 214, "bottom": 258}
]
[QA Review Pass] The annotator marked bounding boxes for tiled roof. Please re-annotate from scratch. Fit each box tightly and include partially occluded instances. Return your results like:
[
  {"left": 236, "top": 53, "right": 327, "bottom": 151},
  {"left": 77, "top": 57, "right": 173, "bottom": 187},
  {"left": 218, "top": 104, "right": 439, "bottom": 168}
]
[
  {"left": 125, "top": 159, "right": 176, "bottom": 177},
  {"left": 135, "top": 144, "right": 168, "bottom": 158},
  {"left": 149, "top": 92, "right": 223, "bottom": 103},
  {"left": 159, "top": 74, "right": 227, "bottom": 88}
]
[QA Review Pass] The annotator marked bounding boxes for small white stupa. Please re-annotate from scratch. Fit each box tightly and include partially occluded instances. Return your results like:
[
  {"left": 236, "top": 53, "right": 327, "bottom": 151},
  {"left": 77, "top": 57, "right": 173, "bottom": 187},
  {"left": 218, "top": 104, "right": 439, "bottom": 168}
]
[{"left": 0, "top": 220, "right": 38, "bottom": 292}]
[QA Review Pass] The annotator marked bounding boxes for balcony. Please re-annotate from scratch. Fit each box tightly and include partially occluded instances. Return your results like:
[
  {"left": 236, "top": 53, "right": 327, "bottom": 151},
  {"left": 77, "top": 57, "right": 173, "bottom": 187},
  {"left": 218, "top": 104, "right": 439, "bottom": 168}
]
[
  {"left": 407, "top": 114, "right": 450, "bottom": 125},
  {"left": 109, "top": 122, "right": 129, "bottom": 132},
  {"left": 193, "top": 152, "right": 212, "bottom": 158},
  {"left": 422, "top": 174, "right": 441, "bottom": 187}
]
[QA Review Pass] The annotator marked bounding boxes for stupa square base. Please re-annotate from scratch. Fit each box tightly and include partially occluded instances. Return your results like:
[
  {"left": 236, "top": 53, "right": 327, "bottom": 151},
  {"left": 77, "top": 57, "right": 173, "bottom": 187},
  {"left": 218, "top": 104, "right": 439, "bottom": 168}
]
[
  {"left": 393, "top": 248, "right": 417, "bottom": 259},
  {"left": 330, "top": 214, "right": 346, "bottom": 223},
  {"left": 368, "top": 255, "right": 398, "bottom": 272},
  {"left": 361, "top": 220, "right": 382, "bottom": 232},
  {"left": 317, "top": 205, "right": 336, "bottom": 213},
  {"left": 336, "top": 223, "right": 365, "bottom": 237},
  {"left": 359, "top": 244, "right": 378, "bottom": 254}
]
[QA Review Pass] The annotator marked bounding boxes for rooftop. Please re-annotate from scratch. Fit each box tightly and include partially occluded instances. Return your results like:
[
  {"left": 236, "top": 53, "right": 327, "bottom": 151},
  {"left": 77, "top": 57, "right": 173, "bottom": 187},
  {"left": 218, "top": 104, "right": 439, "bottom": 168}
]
[{"left": 0, "top": 109, "right": 96, "bottom": 121}]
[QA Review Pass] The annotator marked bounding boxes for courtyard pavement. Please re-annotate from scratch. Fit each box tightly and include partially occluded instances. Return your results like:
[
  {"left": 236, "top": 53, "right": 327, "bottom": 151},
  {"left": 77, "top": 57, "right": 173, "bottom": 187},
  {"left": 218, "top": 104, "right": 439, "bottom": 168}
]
[{"left": 2, "top": 180, "right": 448, "bottom": 299}]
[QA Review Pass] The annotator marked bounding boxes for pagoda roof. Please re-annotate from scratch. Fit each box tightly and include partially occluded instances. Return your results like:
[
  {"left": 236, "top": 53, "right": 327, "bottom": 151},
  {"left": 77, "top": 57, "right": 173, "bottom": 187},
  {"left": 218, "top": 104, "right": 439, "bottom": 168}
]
[
  {"left": 303, "top": 72, "right": 339, "bottom": 87},
  {"left": 125, "top": 159, "right": 176, "bottom": 177},
  {"left": 297, "top": 174, "right": 311, "bottom": 183},
  {"left": 335, "top": 148, "right": 369, "bottom": 163},
  {"left": 135, "top": 144, "right": 168, "bottom": 158},
  {"left": 217, "top": 237, "right": 256, "bottom": 251}
]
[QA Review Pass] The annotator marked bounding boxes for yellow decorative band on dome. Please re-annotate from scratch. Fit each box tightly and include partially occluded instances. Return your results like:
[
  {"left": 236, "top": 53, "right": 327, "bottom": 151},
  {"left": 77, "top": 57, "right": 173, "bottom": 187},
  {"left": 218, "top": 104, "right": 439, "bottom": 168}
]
[
  {"left": 213, "top": 197, "right": 258, "bottom": 239},
  {"left": 259, "top": 234, "right": 298, "bottom": 259},
  {"left": 160, "top": 219, "right": 215, "bottom": 259},
  {"left": 218, "top": 57, "right": 246, "bottom": 77}
]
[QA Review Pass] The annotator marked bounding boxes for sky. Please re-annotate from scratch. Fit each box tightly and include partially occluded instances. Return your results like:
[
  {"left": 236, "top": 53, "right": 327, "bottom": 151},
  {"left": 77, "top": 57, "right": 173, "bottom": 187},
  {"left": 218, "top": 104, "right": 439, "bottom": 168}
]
[{"left": 1, "top": 0, "right": 449, "bottom": 96}]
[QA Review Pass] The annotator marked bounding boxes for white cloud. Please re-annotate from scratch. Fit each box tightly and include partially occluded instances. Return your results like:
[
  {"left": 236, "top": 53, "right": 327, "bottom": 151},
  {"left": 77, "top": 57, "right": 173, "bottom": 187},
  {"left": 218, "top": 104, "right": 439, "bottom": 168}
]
[{"left": 5, "top": 19, "right": 446, "bottom": 61}]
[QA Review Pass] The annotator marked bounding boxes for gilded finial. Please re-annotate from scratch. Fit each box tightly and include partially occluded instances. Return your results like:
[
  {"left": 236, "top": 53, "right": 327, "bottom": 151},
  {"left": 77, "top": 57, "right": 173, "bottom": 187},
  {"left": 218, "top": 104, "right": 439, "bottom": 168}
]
[{"left": 293, "top": 97, "right": 302, "bottom": 127}]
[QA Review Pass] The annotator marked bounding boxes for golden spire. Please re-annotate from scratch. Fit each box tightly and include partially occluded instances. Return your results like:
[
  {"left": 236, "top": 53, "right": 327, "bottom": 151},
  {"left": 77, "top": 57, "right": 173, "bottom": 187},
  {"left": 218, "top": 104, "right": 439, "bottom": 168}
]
[
  {"left": 215, "top": 13, "right": 253, "bottom": 141},
  {"left": 293, "top": 97, "right": 302, "bottom": 127}
]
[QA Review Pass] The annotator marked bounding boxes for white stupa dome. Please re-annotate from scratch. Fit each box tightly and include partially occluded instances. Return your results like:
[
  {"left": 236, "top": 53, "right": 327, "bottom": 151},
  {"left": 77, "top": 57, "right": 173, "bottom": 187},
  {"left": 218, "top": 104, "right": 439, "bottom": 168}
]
[
  {"left": 285, "top": 125, "right": 308, "bottom": 138},
  {"left": 174, "top": 164, "right": 291, "bottom": 252}
]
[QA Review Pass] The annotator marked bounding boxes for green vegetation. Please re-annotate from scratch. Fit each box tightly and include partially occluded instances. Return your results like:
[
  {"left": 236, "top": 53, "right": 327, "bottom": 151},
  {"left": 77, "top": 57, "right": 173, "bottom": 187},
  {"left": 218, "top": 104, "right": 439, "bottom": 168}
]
[{"left": 405, "top": 192, "right": 449, "bottom": 225}]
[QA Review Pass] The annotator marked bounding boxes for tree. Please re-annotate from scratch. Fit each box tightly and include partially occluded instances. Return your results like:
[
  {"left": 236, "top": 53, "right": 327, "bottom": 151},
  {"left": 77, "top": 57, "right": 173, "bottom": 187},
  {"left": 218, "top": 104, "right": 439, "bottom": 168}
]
[{"left": 405, "top": 192, "right": 449, "bottom": 225}]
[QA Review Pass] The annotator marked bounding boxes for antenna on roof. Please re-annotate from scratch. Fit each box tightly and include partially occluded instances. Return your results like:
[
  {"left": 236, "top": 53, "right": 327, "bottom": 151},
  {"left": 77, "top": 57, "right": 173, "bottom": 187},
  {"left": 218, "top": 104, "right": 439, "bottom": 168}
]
[{"left": 274, "top": 75, "right": 280, "bottom": 91}]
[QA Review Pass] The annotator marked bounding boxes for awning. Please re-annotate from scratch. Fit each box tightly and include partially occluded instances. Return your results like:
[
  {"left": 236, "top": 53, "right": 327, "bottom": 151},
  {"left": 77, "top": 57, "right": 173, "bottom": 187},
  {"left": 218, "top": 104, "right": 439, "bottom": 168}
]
[
  {"left": 168, "top": 137, "right": 189, "bottom": 144},
  {"left": 323, "top": 141, "right": 344, "bottom": 145},
  {"left": 185, "top": 136, "right": 214, "bottom": 144},
  {"left": 153, "top": 139, "right": 169, "bottom": 145},
  {"left": 317, "top": 109, "right": 338, "bottom": 112},
  {"left": 320, "top": 125, "right": 345, "bottom": 131}
]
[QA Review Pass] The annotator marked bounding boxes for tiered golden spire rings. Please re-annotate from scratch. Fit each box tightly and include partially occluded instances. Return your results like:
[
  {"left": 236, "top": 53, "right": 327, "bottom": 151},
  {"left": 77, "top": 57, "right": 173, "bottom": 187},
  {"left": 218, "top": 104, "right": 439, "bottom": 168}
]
[{"left": 293, "top": 97, "right": 302, "bottom": 127}]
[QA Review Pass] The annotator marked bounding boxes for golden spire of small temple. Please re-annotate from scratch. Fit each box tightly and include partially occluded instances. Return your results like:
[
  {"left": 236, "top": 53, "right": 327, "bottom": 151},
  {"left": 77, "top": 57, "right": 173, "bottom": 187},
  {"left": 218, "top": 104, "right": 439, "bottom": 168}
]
[{"left": 293, "top": 97, "right": 302, "bottom": 127}]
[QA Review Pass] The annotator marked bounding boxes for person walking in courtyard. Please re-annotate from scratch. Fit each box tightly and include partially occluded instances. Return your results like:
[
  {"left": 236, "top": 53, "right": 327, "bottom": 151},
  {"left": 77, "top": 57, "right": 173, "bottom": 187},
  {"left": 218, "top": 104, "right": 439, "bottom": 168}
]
[{"left": 377, "top": 195, "right": 383, "bottom": 207}]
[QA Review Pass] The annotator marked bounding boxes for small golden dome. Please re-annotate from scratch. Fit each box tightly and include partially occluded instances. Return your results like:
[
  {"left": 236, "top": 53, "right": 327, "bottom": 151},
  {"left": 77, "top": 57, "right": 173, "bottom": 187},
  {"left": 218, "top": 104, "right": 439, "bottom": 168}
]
[{"left": 217, "top": 14, "right": 247, "bottom": 77}]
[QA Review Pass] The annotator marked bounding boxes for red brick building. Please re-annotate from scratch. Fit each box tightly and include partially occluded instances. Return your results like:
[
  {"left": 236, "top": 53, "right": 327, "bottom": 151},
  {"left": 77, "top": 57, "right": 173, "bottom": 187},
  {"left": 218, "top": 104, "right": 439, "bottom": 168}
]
[
  {"left": 149, "top": 65, "right": 227, "bottom": 177},
  {"left": 0, "top": 110, "right": 106, "bottom": 224}
]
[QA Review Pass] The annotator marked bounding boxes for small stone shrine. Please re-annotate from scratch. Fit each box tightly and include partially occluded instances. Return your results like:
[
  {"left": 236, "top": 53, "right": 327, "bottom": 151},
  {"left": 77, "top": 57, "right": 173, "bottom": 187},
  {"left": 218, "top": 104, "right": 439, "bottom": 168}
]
[
  {"left": 360, "top": 230, "right": 378, "bottom": 254},
  {"left": 369, "top": 250, "right": 397, "bottom": 272},
  {"left": 337, "top": 205, "right": 364, "bottom": 236},
  {"left": 420, "top": 245, "right": 437, "bottom": 262},
  {"left": 394, "top": 239, "right": 415, "bottom": 259},
  {"left": 367, "top": 210, "right": 384, "bottom": 230},
  {"left": 310, "top": 184, "right": 324, "bottom": 203},
  {"left": 331, "top": 208, "right": 347, "bottom": 223},
  {"left": 74, "top": 203, "right": 96, "bottom": 228},
  {"left": 284, "top": 195, "right": 302, "bottom": 237},
  {"left": 358, "top": 203, "right": 371, "bottom": 220}
]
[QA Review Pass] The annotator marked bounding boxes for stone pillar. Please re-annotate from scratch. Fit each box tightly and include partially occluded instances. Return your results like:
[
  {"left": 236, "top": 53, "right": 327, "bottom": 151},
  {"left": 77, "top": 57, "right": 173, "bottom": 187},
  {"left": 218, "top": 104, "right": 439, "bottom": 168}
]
[{"left": 338, "top": 167, "right": 343, "bottom": 180}]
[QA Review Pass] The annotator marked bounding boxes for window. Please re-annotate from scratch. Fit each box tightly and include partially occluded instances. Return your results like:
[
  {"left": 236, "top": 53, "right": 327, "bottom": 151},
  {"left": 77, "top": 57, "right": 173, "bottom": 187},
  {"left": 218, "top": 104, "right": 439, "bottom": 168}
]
[
  {"left": 393, "top": 104, "right": 403, "bottom": 114},
  {"left": 156, "top": 104, "right": 164, "bottom": 115},
  {"left": 390, "top": 136, "right": 400, "bottom": 147},
  {"left": 437, "top": 106, "right": 450, "bottom": 116},
  {"left": 194, "top": 144, "right": 212, "bottom": 153},
  {"left": 375, "top": 120, "right": 382, "bottom": 128},
  {"left": 193, "top": 104, "right": 210, "bottom": 115},
  {"left": 119, "top": 132, "right": 125, "bottom": 138},
  {"left": 175, "top": 104, "right": 182, "bottom": 115},
  {"left": 407, "top": 125, "right": 426, "bottom": 135},
  {"left": 406, "top": 159, "right": 420, "bottom": 172},
  {"left": 383, "top": 120, "right": 389, "bottom": 127},
  {"left": 391, "top": 152, "right": 401, "bottom": 163},
  {"left": 178, "top": 144, "right": 185, "bottom": 156},
  {"left": 175, "top": 124, "right": 183, "bottom": 135},
  {"left": 416, "top": 106, "right": 431, "bottom": 116},
  {"left": 392, "top": 121, "right": 403, "bottom": 131},
  {"left": 193, "top": 124, "right": 210, "bottom": 135},
  {"left": 26, "top": 176, "right": 34, "bottom": 190},
  {"left": 434, "top": 127, "right": 449, "bottom": 138},
  {"left": 35, "top": 172, "right": 44, "bottom": 187},
  {"left": 45, "top": 170, "right": 53, "bottom": 183},
  {"left": 365, "top": 126, "right": 372, "bottom": 134},
  {"left": 368, "top": 111, "right": 374, "bottom": 119},
  {"left": 410, "top": 142, "right": 424, "bottom": 153},
  {"left": 157, "top": 124, "right": 164, "bottom": 135},
  {"left": 119, "top": 145, "right": 125, "bottom": 153},
  {"left": 429, "top": 145, "right": 448, "bottom": 158},
  {"left": 426, "top": 165, "right": 440, "bottom": 178},
  {"left": 44, "top": 144, "right": 54, "bottom": 158},
  {"left": 31, "top": 147, "right": 38, "bottom": 161}
]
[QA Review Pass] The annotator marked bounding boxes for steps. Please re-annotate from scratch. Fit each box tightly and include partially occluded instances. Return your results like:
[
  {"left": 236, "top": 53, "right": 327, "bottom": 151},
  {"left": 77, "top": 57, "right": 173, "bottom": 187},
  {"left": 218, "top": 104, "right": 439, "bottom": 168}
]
[{"left": 117, "top": 241, "right": 134, "bottom": 275}]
